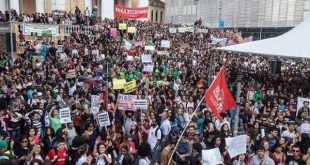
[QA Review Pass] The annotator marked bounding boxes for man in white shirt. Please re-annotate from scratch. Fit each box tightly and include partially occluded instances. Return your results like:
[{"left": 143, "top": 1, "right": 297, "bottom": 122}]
[
  {"left": 147, "top": 118, "right": 162, "bottom": 163},
  {"left": 281, "top": 122, "right": 297, "bottom": 141},
  {"left": 160, "top": 111, "right": 171, "bottom": 144}
]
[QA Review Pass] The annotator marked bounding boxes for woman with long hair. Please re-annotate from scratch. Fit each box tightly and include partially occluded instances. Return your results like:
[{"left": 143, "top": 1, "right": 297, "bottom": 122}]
[
  {"left": 27, "top": 127, "right": 40, "bottom": 146},
  {"left": 93, "top": 140, "right": 112, "bottom": 165},
  {"left": 129, "top": 123, "right": 143, "bottom": 149},
  {"left": 42, "top": 127, "right": 56, "bottom": 155},
  {"left": 25, "top": 143, "right": 45, "bottom": 165},
  {"left": 82, "top": 122, "right": 98, "bottom": 151},
  {"left": 271, "top": 143, "right": 286, "bottom": 165}
]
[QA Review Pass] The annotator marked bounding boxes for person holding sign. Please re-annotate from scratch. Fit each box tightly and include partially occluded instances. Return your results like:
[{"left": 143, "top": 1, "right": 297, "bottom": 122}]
[{"left": 49, "top": 109, "right": 62, "bottom": 133}]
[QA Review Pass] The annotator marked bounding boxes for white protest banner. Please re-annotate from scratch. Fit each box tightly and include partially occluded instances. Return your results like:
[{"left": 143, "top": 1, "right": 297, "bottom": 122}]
[
  {"left": 185, "top": 27, "right": 195, "bottom": 33},
  {"left": 225, "top": 135, "right": 247, "bottom": 158},
  {"left": 169, "top": 28, "right": 177, "bottom": 34},
  {"left": 134, "top": 99, "right": 148, "bottom": 110},
  {"left": 117, "top": 94, "right": 137, "bottom": 111},
  {"left": 123, "top": 39, "right": 132, "bottom": 50},
  {"left": 202, "top": 148, "right": 222, "bottom": 165},
  {"left": 301, "top": 123, "right": 310, "bottom": 134},
  {"left": 23, "top": 23, "right": 60, "bottom": 36},
  {"left": 127, "top": 55, "right": 134, "bottom": 61},
  {"left": 59, "top": 107, "right": 71, "bottom": 123},
  {"left": 141, "top": 54, "right": 152, "bottom": 63},
  {"left": 296, "top": 97, "right": 310, "bottom": 116},
  {"left": 161, "top": 40, "right": 171, "bottom": 48},
  {"left": 143, "top": 63, "right": 154, "bottom": 72},
  {"left": 197, "top": 28, "right": 208, "bottom": 33},
  {"left": 211, "top": 35, "right": 227, "bottom": 46},
  {"left": 91, "top": 95, "right": 101, "bottom": 108},
  {"left": 98, "top": 112, "right": 111, "bottom": 127},
  {"left": 145, "top": 45, "right": 155, "bottom": 51}
]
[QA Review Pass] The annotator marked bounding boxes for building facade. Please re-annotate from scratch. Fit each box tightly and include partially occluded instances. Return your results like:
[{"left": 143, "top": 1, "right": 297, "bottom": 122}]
[
  {"left": 165, "top": 0, "right": 310, "bottom": 27},
  {"left": 0, "top": 0, "right": 164, "bottom": 21}
]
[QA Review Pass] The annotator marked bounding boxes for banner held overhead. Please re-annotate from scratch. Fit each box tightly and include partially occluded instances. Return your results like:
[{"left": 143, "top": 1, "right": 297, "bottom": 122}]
[{"left": 115, "top": 5, "right": 149, "bottom": 19}]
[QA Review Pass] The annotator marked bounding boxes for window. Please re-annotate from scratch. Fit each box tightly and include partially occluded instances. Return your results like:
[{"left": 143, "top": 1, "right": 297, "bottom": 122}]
[
  {"left": 160, "top": 11, "right": 163, "bottom": 22},
  {"left": 151, "top": 10, "right": 154, "bottom": 21},
  {"left": 156, "top": 11, "right": 158, "bottom": 22}
]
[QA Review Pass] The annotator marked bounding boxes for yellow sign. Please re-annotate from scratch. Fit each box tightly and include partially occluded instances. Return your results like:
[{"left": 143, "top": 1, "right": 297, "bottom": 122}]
[
  {"left": 113, "top": 79, "right": 126, "bottom": 89},
  {"left": 127, "top": 27, "right": 137, "bottom": 33},
  {"left": 178, "top": 27, "right": 186, "bottom": 33},
  {"left": 119, "top": 23, "right": 127, "bottom": 30},
  {"left": 124, "top": 80, "right": 137, "bottom": 93}
]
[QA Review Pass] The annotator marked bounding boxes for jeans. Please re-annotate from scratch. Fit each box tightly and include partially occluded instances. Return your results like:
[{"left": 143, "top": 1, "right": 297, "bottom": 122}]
[
  {"left": 151, "top": 146, "right": 161, "bottom": 163},
  {"left": 9, "top": 127, "right": 20, "bottom": 140}
]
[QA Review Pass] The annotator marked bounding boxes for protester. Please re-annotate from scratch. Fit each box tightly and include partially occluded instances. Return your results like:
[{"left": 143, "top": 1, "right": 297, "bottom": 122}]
[{"left": 0, "top": 8, "right": 309, "bottom": 165}]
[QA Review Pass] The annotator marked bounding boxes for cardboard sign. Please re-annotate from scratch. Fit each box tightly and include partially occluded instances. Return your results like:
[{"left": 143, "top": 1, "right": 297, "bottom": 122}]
[
  {"left": 119, "top": 23, "right": 127, "bottom": 30},
  {"left": 98, "top": 112, "right": 110, "bottom": 127},
  {"left": 297, "top": 97, "right": 310, "bottom": 116},
  {"left": 117, "top": 94, "right": 137, "bottom": 111},
  {"left": 141, "top": 54, "right": 152, "bottom": 63},
  {"left": 178, "top": 27, "right": 186, "bottom": 33},
  {"left": 161, "top": 40, "right": 170, "bottom": 48},
  {"left": 113, "top": 79, "right": 126, "bottom": 89},
  {"left": 110, "top": 28, "right": 117, "bottom": 37},
  {"left": 145, "top": 45, "right": 155, "bottom": 51},
  {"left": 127, "top": 27, "right": 137, "bottom": 33},
  {"left": 169, "top": 28, "right": 177, "bottom": 34},
  {"left": 91, "top": 95, "right": 101, "bottom": 108},
  {"left": 124, "top": 80, "right": 137, "bottom": 93},
  {"left": 143, "top": 63, "right": 154, "bottom": 72},
  {"left": 59, "top": 107, "right": 71, "bottom": 123},
  {"left": 133, "top": 99, "right": 148, "bottom": 110},
  {"left": 225, "top": 135, "right": 247, "bottom": 158},
  {"left": 202, "top": 148, "right": 223, "bottom": 165},
  {"left": 301, "top": 123, "right": 310, "bottom": 134}
]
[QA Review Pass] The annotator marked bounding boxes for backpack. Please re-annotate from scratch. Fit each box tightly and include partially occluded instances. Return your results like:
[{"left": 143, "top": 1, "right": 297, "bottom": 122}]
[{"left": 155, "top": 127, "right": 164, "bottom": 140}]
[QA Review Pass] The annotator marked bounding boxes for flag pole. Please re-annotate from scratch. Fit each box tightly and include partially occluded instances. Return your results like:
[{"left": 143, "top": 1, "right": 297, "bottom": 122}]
[
  {"left": 167, "top": 95, "right": 205, "bottom": 165},
  {"left": 233, "top": 81, "right": 241, "bottom": 135}
]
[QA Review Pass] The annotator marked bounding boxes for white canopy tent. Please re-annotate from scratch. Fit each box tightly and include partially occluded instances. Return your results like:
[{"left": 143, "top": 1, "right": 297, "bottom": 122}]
[{"left": 215, "top": 18, "right": 310, "bottom": 59}]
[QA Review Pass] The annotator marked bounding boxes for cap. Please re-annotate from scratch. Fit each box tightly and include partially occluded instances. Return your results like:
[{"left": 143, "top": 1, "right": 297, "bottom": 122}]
[
  {"left": 0, "top": 140, "right": 8, "bottom": 150},
  {"left": 37, "top": 92, "right": 43, "bottom": 96}
]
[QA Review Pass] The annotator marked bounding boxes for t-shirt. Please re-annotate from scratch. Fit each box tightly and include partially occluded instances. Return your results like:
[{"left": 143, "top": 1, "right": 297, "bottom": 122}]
[
  {"left": 139, "top": 157, "right": 151, "bottom": 165},
  {"left": 286, "top": 156, "right": 307, "bottom": 165},
  {"left": 76, "top": 154, "right": 88, "bottom": 165},
  {"left": 48, "top": 148, "right": 67, "bottom": 165},
  {"left": 49, "top": 117, "right": 62, "bottom": 133},
  {"left": 147, "top": 126, "right": 162, "bottom": 149}
]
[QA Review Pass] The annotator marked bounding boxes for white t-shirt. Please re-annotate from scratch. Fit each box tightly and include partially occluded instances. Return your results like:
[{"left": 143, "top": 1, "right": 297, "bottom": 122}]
[
  {"left": 147, "top": 126, "right": 162, "bottom": 150},
  {"left": 76, "top": 154, "right": 88, "bottom": 165},
  {"left": 160, "top": 119, "right": 171, "bottom": 136},
  {"left": 139, "top": 157, "right": 151, "bottom": 165}
]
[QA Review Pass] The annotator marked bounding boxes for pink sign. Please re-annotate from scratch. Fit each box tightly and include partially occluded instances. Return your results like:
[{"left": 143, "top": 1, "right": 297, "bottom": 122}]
[
  {"left": 117, "top": 94, "right": 137, "bottom": 111},
  {"left": 135, "top": 41, "right": 145, "bottom": 47},
  {"left": 110, "top": 28, "right": 117, "bottom": 37}
]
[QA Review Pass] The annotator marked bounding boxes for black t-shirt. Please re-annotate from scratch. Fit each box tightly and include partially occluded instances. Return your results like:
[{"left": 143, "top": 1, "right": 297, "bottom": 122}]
[
  {"left": 286, "top": 155, "right": 306, "bottom": 165},
  {"left": 14, "top": 147, "right": 29, "bottom": 165}
]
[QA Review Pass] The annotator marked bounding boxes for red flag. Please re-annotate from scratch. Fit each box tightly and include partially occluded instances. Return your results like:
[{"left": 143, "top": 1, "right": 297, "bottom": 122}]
[{"left": 205, "top": 67, "right": 236, "bottom": 119}]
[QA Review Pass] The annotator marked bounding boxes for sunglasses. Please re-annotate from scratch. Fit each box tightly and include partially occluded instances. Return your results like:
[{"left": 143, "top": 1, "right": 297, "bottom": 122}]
[
  {"left": 21, "top": 140, "right": 28, "bottom": 143},
  {"left": 292, "top": 150, "right": 300, "bottom": 152}
]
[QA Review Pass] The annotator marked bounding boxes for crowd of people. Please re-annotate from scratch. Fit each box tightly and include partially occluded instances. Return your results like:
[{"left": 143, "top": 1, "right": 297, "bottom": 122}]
[
  {"left": 0, "top": 7, "right": 97, "bottom": 25},
  {"left": 0, "top": 9, "right": 309, "bottom": 165}
]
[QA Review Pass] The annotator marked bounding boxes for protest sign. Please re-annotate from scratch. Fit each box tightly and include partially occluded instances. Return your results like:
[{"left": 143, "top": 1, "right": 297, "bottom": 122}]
[
  {"left": 110, "top": 28, "right": 117, "bottom": 37},
  {"left": 127, "top": 27, "right": 137, "bottom": 33},
  {"left": 126, "top": 55, "right": 134, "bottom": 61},
  {"left": 133, "top": 99, "right": 148, "bottom": 110},
  {"left": 57, "top": 45, "right": 64, "bottom": 52},
  {"left": 178, "top": 27, "right": 186, "bottom": 33},
  {"left": 197, "top": 28, "right": 208, "bottom": 33},
  {"left": 145, "top": 45, "right": 155, "bottom": 51},
  {"left": 225, "top": 135, "right": 247, "bottom": 158},
  {"left": 161, "top": 40, "right": 171, "bottom": 48},
  {"left": 202, "top": 148, "right": 222, "bottom": 165},
  {"left": 66, "top": 69, "right": 77, "bottom": 79},
  {"left": 157, "top": 51, "right": 169, "bottom": 56},
  {"left": 115, "top": 5, "right": 148, "bottom": 19},
  {"left": 143, "top": 63, "right": 154, "bottom": 72},
  {"left": 135, "top": 41, "right": 145, "bottom": 47},
  {"left": 141, "top": 54, "right": 152, "bottom": 63},
  {"left": 59, "top": 107, "right": 71, "bottom": 123},
  {"left": 301, "top": 123, "right": 310, "bottom": 134},
  {"left": 297, "top": 97, "right": 310, "bottom": 116},
  {"left": 169, "top": 28, "right": 177, "bottom": 34},
  {"left": 112, "top": 79, "right": 126, "bottom": 89},
  {"left": 98, "top": 112, "right": 110, "bottom": 127},
  {"left": 119, "top": 23, "right": 127, "bottom": 30},
  {"left": 117, "top": 94, "right": 137, "bottom": 111},
  {"left": 185, "top": 27, "right": 195, "bottom": 33},
  {"left": 123, "top": 39, "right": 132, "bottom": 50},
  {"left": 91, "top": 95, "right": 101, "bottom": 108},
  {"left": 124, "top": 80, "right": 137, "bottom": 93}
]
